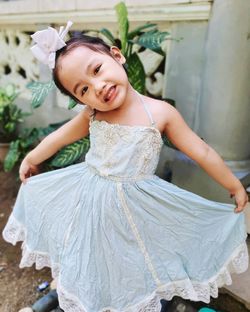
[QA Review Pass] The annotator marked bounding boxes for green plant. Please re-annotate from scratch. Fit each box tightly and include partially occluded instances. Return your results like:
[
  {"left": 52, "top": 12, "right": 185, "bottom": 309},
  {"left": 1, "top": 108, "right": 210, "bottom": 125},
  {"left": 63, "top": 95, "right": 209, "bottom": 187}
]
[
  {"left": 0, "top": 84, "right": 30, "bottom": 143},
  {"left": 100, "top": 2, "right": 171, "bottom": 94},
  {"left": 4, "top": 120, "right": 90, "bottom": 172}
]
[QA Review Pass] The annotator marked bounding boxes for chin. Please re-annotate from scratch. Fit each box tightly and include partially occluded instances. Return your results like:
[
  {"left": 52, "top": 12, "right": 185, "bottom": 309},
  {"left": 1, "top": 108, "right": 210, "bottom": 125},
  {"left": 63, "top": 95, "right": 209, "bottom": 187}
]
[{"left": 105, "top": 93, "right": 124, "bottom": 110}]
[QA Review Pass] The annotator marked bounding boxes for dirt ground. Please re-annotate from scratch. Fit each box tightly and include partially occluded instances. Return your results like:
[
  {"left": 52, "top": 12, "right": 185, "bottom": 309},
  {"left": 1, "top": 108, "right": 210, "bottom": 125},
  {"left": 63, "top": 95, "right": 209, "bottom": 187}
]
[{"left": 0, "top": 164, "right": 52, "bottom": 312}]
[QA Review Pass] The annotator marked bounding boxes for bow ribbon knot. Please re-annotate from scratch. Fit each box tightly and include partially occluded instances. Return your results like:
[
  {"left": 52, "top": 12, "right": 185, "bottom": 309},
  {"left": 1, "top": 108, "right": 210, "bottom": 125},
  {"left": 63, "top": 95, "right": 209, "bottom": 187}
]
[{"left": 30, "top": 21, "right": 73, "bottom": 69}]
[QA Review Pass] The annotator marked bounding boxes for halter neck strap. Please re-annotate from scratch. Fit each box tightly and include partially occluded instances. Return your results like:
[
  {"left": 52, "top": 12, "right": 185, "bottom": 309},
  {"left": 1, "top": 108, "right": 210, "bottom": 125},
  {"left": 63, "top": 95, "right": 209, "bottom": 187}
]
[{"left": 136, "top": 91, "right": 156, "bottom": 127}]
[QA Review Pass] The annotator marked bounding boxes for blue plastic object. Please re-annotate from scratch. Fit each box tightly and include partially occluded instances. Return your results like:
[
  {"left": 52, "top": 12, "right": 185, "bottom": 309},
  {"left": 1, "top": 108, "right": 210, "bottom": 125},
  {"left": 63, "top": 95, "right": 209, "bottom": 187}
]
[
  {"left": 32, "top": 289, "right": 59, "bottom": 312},
  {"left": 198, "top": 308, "right": 217, "bottom": 312},
  {"left": 37, "top": 281, "right": 49, "bottom": 292}
]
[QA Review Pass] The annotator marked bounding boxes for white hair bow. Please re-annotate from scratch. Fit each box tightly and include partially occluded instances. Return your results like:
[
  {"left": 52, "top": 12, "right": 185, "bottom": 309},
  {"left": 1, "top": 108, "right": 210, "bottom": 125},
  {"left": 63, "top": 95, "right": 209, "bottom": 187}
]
[{"left": 30, "top": 21, "right": 73, "bottom": 69}]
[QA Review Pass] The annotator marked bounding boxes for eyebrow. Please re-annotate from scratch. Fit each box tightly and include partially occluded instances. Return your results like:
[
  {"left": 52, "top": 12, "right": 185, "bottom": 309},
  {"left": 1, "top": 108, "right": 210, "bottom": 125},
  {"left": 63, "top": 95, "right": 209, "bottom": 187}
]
[
  {"left": 73, "top": 82, "right": 81, "bottom": 95},
  {"left": 73, "top": 61, "right": 94, "bottom": 95}
]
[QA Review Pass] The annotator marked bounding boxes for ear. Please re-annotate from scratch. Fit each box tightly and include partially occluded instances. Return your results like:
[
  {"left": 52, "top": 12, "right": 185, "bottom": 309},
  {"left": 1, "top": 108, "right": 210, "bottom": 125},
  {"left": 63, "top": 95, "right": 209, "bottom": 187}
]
[{"left": 110, "top": 46, "right": 126, "bottom": 64}]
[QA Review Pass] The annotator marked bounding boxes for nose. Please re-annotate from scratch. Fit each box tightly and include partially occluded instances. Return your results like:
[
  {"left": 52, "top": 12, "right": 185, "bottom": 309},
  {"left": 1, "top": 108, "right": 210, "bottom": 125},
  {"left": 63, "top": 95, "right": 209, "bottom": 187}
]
[{"left": 94, "top": 79, "right": 106, "bottom": 97}]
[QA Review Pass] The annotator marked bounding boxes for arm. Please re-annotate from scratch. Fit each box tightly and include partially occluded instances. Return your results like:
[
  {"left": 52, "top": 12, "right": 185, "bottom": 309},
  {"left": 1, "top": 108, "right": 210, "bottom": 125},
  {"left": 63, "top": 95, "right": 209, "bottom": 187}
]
[
  {"left": 20, "top": 106, "right": 91, "bottom": 181},
  {"left": 164, "top": 104, "right": 248, "bottom": 212}
]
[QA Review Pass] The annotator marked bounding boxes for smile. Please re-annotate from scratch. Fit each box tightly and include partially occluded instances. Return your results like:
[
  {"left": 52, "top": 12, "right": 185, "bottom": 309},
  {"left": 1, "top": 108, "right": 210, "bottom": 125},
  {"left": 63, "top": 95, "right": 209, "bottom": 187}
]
[{"left": 104, "top": 86, "right": 116, "bottom": 103}]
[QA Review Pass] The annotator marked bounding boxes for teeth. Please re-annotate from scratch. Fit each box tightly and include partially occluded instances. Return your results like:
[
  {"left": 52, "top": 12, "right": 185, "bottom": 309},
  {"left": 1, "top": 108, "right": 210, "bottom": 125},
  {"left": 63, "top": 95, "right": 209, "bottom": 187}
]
[{"left": 104, "top": 86, "right": 114, "bottom": 101}]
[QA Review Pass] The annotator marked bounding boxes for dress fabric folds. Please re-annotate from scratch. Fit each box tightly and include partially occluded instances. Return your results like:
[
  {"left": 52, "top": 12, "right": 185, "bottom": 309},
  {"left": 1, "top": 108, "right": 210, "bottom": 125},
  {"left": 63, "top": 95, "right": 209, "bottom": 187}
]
[{"left": 2, "top": 111, "right": 249, "bottom": 312}]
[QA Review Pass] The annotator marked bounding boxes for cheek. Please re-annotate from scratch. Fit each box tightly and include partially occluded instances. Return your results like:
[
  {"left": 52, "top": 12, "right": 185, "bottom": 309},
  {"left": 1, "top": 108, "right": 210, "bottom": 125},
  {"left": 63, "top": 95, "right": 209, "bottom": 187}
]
[
  {"left": 116, "top": 67, "right": 128, "bottom": 83},
  {"left": 109, "top": 61, "right": 127, "bottom": 77}
]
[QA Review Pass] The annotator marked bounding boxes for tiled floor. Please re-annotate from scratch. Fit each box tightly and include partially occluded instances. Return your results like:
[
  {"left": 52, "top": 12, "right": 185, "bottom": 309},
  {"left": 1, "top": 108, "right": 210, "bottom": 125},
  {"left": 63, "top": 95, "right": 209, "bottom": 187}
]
[{"left": 221, "top": 234, "right": 250, "bottom": 310}]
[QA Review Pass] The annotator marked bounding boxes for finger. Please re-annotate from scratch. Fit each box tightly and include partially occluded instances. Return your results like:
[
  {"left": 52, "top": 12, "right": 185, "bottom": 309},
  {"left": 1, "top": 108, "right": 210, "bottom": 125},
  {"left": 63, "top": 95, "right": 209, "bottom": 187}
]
[
  {"left": 234, "top": 205, "right": 243, "bottom": 213},
  {"left": 30, "top": 165, "right": 39, "bottom": 173},
  {"left": 234, "top": 208, "right": 241, "bottom": 213},
  {"left": 20, "top": 172, "right": 27, "bottom": 184},
  {"left": 32, "top": 168, "right": 39, "bottom": 175}
]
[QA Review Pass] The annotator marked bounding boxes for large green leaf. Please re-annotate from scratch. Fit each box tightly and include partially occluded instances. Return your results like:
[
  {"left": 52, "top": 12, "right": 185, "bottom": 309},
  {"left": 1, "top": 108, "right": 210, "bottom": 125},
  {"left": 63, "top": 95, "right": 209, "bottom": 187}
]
[
  {"left": 132, "top": 30, "right": 170, "bottom": 55},
  {"left": 50, "top": 138, "right": 90, "bottom": 167},
  {"left": 127, "top": 53, "right": 146, "bottom": 94},
  {"left": 26, "top": 81, "right": 56, "bottom": 109},
  {"left": 127, "top": 23, "right": 157, "bottom": 40},
  {"left": 115, "top": 2, "right": 129, "bottom": 54},
  {"left": 4, "top": 140, "right": 21, "bottom": 172}
]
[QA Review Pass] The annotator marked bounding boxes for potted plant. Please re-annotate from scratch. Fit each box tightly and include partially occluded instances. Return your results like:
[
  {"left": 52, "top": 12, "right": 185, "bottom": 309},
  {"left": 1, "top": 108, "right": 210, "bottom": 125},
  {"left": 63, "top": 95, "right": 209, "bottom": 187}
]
[{"left": 0, "top": 84, "right": 30, "bottom": 162}]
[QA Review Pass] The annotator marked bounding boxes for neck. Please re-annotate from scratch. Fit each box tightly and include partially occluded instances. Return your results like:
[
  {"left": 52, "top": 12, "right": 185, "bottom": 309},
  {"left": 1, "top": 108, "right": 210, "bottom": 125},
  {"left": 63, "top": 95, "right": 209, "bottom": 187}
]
[{"left": 115, "top": 84, "right": 141, "bottom": 113}]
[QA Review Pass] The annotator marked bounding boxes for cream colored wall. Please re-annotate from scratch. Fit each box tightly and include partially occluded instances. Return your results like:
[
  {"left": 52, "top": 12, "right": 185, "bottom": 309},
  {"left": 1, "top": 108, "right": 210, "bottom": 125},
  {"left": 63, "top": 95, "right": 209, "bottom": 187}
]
[{"left": 0, "top": 0, "right": 212, "bottom": 27}]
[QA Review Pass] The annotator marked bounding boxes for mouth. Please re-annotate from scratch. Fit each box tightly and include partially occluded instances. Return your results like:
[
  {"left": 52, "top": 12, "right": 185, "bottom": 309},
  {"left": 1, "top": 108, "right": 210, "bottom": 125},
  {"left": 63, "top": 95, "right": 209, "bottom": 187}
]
[{"left": 103, "top": 86, "right": 117, "bottom": 103}]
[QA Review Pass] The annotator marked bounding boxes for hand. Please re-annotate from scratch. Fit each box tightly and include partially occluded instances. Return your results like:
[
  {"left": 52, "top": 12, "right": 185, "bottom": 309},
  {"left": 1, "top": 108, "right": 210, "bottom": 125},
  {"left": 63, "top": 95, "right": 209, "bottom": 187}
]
[
  {"left": 19, "top": 157, "right": 40, "bottom": 183},
  {"left": 230, "top": 186, "right": 249, "bottom": 213}
]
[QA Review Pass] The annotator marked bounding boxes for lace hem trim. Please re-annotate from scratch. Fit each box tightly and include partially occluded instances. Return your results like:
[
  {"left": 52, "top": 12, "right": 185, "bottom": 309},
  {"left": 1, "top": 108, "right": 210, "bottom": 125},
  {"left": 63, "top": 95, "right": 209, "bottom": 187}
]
[{"left": 2, "top": 214, "right": 249, "bottom": 311}]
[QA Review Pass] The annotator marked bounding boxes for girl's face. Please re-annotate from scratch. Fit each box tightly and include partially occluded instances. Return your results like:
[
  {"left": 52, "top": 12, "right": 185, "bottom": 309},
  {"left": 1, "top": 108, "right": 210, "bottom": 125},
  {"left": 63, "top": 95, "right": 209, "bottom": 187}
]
[{"left": 57, "top": 46, "right": 130, "bottom": 111}]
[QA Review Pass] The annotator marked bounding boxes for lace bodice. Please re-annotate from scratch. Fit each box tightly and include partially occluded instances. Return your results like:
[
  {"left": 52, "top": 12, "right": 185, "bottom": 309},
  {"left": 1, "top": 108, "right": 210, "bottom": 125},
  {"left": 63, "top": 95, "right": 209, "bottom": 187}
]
[
  {"left": 85, "top": 119, "right": 163, "bottom": 179},
  {"left": 85, "top": 93, "right": 164, "bottom": 179}
]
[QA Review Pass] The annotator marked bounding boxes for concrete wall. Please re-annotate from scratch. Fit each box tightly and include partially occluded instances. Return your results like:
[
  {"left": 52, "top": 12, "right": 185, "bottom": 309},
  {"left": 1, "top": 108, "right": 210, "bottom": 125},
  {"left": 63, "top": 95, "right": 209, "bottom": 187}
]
[{"left": 164, "top": 0, "right": 250, "bottom": 203}]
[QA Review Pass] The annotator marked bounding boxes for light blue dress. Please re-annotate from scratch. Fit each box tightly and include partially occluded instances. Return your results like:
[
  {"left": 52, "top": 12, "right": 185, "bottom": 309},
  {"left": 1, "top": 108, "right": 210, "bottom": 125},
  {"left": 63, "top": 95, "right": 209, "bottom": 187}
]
[{"left": 2, "top": 96, "right": 249, "bottom": 312}]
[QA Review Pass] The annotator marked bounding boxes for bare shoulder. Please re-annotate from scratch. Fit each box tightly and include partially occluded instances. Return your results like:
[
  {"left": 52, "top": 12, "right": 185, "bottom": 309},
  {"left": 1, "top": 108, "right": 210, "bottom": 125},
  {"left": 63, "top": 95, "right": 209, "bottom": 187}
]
[
  {"left": 142, "top": 96, "right": 176, "bottom": 132},
  {"left": 71, "top": 105, "right": 97, "bottom": 128},
  {"left": 64, "top": 104, "right": 93, "bottom": 134}
]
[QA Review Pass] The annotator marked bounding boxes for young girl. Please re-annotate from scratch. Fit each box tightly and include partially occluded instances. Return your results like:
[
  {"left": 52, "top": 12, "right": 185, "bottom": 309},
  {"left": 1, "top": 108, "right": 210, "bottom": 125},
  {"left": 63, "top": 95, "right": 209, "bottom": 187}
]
[{"left": 2, "top": 21, "right": 249, "bottom": 312}]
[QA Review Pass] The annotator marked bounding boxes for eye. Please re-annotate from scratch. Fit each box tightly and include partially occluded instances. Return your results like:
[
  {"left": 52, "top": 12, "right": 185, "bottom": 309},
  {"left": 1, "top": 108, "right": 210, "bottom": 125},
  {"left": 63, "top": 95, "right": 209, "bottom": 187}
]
[
  {"left": 81, "top": 86, "right": 88, "bottom": 96},
  {"left": 94, "top": 65, "right": 101, "bottom": 75}
]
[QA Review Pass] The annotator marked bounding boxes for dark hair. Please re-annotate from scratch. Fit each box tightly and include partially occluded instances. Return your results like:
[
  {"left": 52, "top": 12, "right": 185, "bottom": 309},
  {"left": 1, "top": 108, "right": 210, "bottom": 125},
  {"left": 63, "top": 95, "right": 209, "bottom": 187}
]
[{"left": 52, "top": 34, "right": 126, "bottom": 105}]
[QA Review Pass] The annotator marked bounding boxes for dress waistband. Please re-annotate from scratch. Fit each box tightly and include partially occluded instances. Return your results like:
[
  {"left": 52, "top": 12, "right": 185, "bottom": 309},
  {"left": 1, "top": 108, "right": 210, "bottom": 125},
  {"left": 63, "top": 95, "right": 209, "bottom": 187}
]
[{"left": 86, "top": 164, "right": 154, "bottom": 182}]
